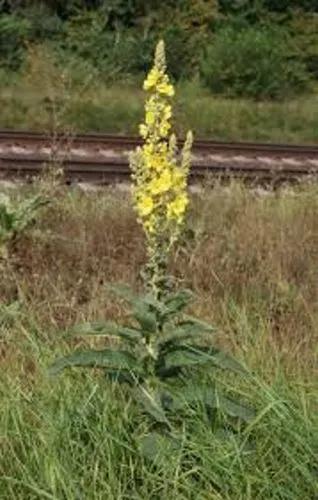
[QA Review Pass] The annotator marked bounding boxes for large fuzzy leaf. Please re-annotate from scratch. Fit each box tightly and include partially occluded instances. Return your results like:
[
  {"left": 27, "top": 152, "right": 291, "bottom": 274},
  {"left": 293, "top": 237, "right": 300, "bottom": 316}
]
[
  {"left": 182, "top": 315, "right": 216, "bottom": 333},
  {"left": 141, "top": 293, "right": 169, "bottom": 316},
  {"left": 217, "top": 395, "right": 255, "bottom": 422},
  {"left": 70, "top": 321, "right": 142, "bottom": 342},
  {"left": 107, "top": 283, "right": 163, "bottom": 311},
  {"left": 133, "top": 385, "right": 171, "bottom": 426},
  {"left": 49, "top": 349, "right": 140, "bottom": 376},
  {"left": 133, "top": 305, "right": 157, "bottom": 333},
  {"left": 163, "top": 289, "right": 193, "bottom": 316},
  {"left": 157, "top": 320, "right": 215, "bottom": 350},
  {"left": 162, "top": 345, "right": 218, "bottom": 368},
  {"left": 166, "top": 385, "right": 255, "bottom": 422},
  {"left": 107, "top": 284, "right": 158, "bottom": 332},
  {"left": 162, "top": 345, "right": 246, "bottom": 374}
]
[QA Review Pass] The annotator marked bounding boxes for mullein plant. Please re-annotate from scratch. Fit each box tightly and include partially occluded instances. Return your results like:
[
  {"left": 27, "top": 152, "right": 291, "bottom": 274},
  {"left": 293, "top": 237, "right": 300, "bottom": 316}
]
[{"left": 50, "top": 41, "right": 253, "bottom": 456}]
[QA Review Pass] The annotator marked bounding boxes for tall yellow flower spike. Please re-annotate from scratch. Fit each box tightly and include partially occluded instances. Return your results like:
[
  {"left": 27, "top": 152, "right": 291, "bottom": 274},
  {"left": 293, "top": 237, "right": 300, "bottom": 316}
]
[{"left": 130, "top": 40, "right": 193, "bottom": 298}]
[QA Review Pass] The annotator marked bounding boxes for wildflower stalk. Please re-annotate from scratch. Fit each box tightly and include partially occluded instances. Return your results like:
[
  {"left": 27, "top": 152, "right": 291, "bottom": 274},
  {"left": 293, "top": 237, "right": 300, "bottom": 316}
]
[
  {"left": 50, "top": 41, "right": 253, "bottom": 450},
  {"left": 130, "top": 40, "right": 193, "bottom": 300}
]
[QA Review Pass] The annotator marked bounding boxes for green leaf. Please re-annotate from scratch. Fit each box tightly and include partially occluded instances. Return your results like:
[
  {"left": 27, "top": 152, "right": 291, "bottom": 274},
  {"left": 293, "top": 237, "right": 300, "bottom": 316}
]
[
  {"left": 163, "top": 289, "right": 193, "bottom": 316},
  {"left": 205, "top": 349, "right": 247, "bottom": 374},
  {"left": 0, "top": 206, "right": 14, "bottom": 232},
  {"left": 162, "top": 345, "right": 219, "bottom": 369},
  {"left": 157, "top": 320, "right": 215, "bottom": 350},
  {"left": 142, "top": 293, "right": 168, "bottom": 315},
  {"left": 106, "top": 283, "right": 158, "bottom": 332},
  {"left": 133, "top": 385, "right": 171, "bottom": 426},
  {"left": 48, "top": 349, "right": 140, "bottom": 376},
  {"left": 165, "top": 385, "right": 217, "bottom": 411},
  {"left": 70, "top": 321, "right": 142, "bottom": 342},
  {"left": 162, "top": 346, "right": 246, "bottom": 374},
  {"left": 165, "top": 385, "right": 255, "bottom": 422},
  {"left": 182, "top": 315, "right": 216, "bottom": 333},
  {"left": 140, "top": 432, "right": 180, "bottom": 462},
  {"left": 217, "top": 394, "right": 255, "bottom": 422},
  {"left": 133, "top": 304, "right": 157, "bottom": 333}
]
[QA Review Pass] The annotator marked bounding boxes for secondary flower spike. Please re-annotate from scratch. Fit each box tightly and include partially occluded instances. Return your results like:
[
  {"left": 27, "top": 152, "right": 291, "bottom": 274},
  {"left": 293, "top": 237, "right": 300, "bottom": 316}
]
[{"left": 130, "top": 40, "right": 193, "bottom": 298}]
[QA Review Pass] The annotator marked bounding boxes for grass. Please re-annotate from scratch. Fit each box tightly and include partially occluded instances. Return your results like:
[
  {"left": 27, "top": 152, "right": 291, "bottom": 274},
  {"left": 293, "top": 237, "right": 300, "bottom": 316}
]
[
  {"left": 0, "top": 181, "right": 317, "bottom": 499},
  {"left": 1, "top": 51, "right": 318, "bottom": 143}
]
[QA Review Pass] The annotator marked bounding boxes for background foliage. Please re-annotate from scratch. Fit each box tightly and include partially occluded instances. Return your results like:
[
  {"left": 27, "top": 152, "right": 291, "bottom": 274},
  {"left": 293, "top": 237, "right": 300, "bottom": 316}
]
[{"left": 0, "top": 0, "right": 317, "bottom": 99}]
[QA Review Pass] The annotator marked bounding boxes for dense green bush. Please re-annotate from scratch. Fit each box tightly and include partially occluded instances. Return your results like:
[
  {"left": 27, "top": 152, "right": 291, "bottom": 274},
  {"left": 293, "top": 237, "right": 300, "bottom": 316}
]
[
  {"left": 288, "top": 13, "right": 318, "bottom": 78},
  {"left": 0, "top": 0, "right": 317, "bottom": 96},
  {"left": 219, "top": 0, "right": 318, "bottom": 16},
  {"left": 60, "top": 1, "right": 219, "bottom": 80},
  {"left": 62, "top": 10, "right": 203, "bottom": 80},
  {"left": 200, "top": 26, "right": 310, "bottom": 99},
  {"left": 0, "top": 14, "right": 29, "bottom": 69},
  {"left": 61, "top": 11, "right": 154, "bottom": 79},
  {"left": 18, "top": 3, "right": 63, "bottom": 41}
]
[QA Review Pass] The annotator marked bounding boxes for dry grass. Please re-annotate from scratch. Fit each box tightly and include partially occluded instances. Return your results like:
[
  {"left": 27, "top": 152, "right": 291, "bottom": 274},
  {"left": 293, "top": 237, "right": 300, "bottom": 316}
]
[
  {"left": 1, "top": 181, "right": 317, "bottom": 499},
  {"left": 1, "top": 182, "right": 317, "bottom": 381}
]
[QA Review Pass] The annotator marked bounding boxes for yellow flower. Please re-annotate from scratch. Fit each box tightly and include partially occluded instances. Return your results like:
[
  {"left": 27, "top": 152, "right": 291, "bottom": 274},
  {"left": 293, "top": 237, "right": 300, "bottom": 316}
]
[
  {"left": 149, "top": 169, "right": 172, "bottom": 195},
  {"left": 129, "top": 40, "right": 193, "bottom": 295},
  {"left": 143, "top": 68, "right": 161, "bottom": 91},
  {"left": 145, "top": 111, "right": 155, "bottom": 125},
  {"left": 172, "top": 169, "right": 186, "bottom": 189},
  {"left": 137, "top": 195, "right": 154, "bottom": 216},
  {"left": 167, "top": 194, "right": 189, "bottom": 221},
  {"left": 144, "top": 218, "right": 156, "bottom": 233},
  {"left": 157, "top": 82, "right": 175, "bottom": 97},
  {"left": 164, "top": 105, "right": 172, "bottom": 119},
  {"left": 159, "top": 122, "right": 171, "bottom": 138},
  {"left": 143, "top": 144, "right": 154, "bottom": 157},
  {"left": 139, "top": 124, "right": 148, "bottom": 138}
]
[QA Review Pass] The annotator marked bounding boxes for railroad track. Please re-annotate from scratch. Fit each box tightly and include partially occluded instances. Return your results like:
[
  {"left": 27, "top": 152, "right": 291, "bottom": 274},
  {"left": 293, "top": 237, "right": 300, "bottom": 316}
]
[{"left": 1, "top": 129, "right": 318, "bottom": 184}]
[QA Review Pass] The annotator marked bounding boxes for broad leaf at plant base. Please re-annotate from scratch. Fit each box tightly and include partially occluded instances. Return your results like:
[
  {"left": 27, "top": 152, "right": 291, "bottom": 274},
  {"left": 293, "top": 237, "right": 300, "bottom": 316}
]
[
  {"left": 49, "top": 349, "right": 141, "bottom": 376},
  {"left": 156, "top": 319, "right": 215, "bottom": 350},
  {"left": 161, "top": 345, "right": 246, "bottom": 374},
  {"left": 163, "top": 384, "right": 255, "bottom": 423},
  {"left": 133, "top": 385, "right": 171, "bottom": 426}
]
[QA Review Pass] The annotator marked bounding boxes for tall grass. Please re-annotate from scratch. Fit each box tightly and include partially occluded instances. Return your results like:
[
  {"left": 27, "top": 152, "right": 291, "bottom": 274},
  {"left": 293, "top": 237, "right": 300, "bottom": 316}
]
[{"left": 0, "top": 183, "right": 317, "bottom": 498}]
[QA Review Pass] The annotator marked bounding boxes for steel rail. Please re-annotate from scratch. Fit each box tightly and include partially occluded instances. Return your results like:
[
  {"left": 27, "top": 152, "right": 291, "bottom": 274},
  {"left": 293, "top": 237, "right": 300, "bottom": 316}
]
[
  {"left": 1, "top": 129, "right": 318, "bottom": 154},
  {"left": 1, "top": 129, "right": 318, "bottom": 184}
]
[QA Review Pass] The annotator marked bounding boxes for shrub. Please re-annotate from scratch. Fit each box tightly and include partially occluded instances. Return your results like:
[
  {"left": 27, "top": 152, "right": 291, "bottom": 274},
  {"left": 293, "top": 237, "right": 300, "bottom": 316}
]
[
  {"left": 152, "top": 0, "right": 219, "bottom": 79},
  {"left": 18, "top": 3, "right": 63, "bottom": 41},
  {"left": 0, "top": 14, "right": 30, "bottom": 69},
  {"left": 288, "top": 12, "right": 318, "bottom": 78},
  {"left": 62, "top": 11, "right": 154, "bottom": 78},
  {"left": 62, "top": 4, "right": 216, "bottom": 80},
  {"left": 200, "top": 26, "right": 310, "bottom": 99},
  {"left": 158, "top": 25, "right": 198, "bottom": 79}
]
